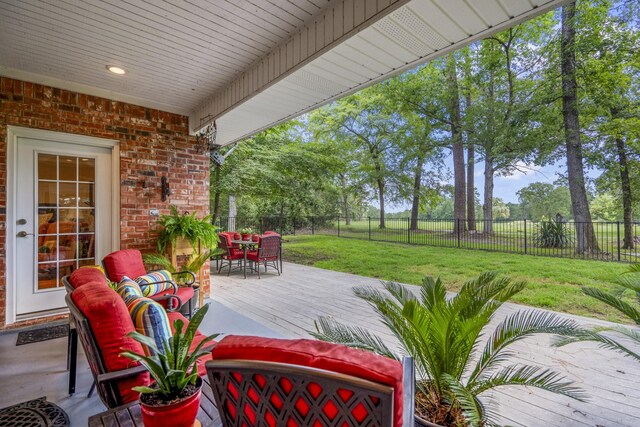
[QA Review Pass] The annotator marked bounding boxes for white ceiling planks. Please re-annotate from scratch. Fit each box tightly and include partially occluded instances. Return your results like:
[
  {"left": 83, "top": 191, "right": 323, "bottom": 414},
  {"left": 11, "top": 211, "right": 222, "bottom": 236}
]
[
  {"left": 0, "top": 0, "right": 566, "bottom": 140},
  {"left": 209, "top": 0, "right": 566, "bottom": 145}
]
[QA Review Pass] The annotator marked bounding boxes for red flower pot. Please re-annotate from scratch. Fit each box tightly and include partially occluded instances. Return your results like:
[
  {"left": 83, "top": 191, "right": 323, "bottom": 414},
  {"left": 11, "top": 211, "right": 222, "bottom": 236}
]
[
  {"left": 241, "top": 233, "right": 250, "bottom": 241},
  {"left": 140, "top": 378, "right": 202, "bottom": 427},
  {"left": 251, "top": 233, "right": 260, "bottom": 242}
]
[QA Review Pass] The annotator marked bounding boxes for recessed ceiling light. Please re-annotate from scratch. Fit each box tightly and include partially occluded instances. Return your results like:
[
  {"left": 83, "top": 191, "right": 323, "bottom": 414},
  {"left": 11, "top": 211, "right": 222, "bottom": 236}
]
[{"left": 107, "top": 65, "right": 126, "bottom": 75}]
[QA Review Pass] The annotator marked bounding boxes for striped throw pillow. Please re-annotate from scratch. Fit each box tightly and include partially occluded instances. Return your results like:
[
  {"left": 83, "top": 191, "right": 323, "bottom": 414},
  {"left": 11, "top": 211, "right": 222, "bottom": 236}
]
[
  {"left": 126, "top": 296, "right": 172, "bottom": 356},
  {"left": 134, "top": 270, "right": 175, "bottom": 297},
  {"left": 116, "top": 277, "right": 143, "bottom": 304}
]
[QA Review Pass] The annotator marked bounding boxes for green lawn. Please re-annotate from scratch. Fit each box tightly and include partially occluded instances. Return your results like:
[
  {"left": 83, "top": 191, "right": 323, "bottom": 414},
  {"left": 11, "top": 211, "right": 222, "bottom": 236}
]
[{"left": 282, "top": 235, "right": 634, "bottom": 323}]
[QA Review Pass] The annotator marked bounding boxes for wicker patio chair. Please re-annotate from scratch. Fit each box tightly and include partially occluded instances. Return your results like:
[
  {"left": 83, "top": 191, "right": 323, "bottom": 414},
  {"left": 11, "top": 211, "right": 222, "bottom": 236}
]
[{"left": 246, "top": 235, "right": 281, "bottom": 278}]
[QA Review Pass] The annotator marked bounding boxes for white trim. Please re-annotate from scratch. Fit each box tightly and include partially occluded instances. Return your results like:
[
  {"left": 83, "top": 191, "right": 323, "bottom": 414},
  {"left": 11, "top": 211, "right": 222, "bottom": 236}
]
[
  {"left": 0, "top": 66, "right": 189, "bottom": 117},
  {"left": 5, "top": 126, "right": 120, "bottom": 326}
]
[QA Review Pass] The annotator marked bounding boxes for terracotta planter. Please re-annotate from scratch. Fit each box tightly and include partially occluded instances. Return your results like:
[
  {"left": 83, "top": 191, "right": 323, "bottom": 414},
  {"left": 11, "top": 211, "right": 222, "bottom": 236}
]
[
  {"left": 241, "top": 233, "right": 250, "bottom": 241},
  {"left": 140, "top": 377, "right": 202, "bottom": 427},
  {"left": 251, "top": 233, "right": 260, "bottom": 242}
]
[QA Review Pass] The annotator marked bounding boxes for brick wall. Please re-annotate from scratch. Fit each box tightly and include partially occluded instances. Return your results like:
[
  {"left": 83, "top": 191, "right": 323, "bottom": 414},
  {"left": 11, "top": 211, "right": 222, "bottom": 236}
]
[{"left": 0, "top": 76, "right": 211, "bottom": 330}]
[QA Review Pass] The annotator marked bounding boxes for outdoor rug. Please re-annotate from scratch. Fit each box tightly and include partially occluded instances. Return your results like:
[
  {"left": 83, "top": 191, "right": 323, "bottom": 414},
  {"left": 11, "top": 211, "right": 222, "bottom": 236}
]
[
  {"left": 16, "top": 324, "right": 69, "bottom": 346},
  {"left": 0, "top": 397, "right": 69, "bottom": 426}
]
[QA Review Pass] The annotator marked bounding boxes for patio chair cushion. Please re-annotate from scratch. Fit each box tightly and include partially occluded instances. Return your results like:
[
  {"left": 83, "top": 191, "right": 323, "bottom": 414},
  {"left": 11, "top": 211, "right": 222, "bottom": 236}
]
[
  {"left": 71, "top": 282, "right": 150, "bottom": 404},
  {"left": 262, "top": 231, "right": 280, "bottom": 236},
  {"left": 210, "top": 336, "right": 404, "bottom": 426},
  {"left": 134, "top": 270, "right": 176, "bottom": 297},
  {"left": 166, "top": 311, "right": 214, "bottom": 377},
  {"left": 69, "top": 266, "right": 108, "bottom": 289},
  {"left": 103, "top": 249, "right": 148, "bottom": 282},
  {"left": 126, "top": 296, "right": 173, "bottom": 356},
  {"left": 116, "top": 277, "right": 144, "bottom": 303}
]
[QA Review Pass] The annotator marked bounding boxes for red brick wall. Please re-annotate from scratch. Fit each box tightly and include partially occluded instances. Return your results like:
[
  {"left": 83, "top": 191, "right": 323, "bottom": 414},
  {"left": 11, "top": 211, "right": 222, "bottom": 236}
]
[{"left": 0, "top": 76, "right": 211, "bottom": 330}]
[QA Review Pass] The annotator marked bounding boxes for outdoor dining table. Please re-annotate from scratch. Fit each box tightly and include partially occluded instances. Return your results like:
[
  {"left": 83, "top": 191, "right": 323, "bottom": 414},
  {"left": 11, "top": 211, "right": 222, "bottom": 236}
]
[{"left": 231, "top": 239, "right": 259, "bottom": 278}]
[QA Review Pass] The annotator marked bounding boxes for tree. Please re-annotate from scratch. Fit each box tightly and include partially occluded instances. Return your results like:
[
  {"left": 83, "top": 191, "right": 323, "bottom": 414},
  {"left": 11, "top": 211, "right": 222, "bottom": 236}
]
[
  {"left": 517, "top": 182, "right": 572, "bottom": 221},
  {"left": 446, "top": 54, "right": 467, "bottom": 230},
  {"left": 560, "top": 2, "right": 599, "bottom": 253},
  {"left": 591, "top": 193, "right": 621, "bottom": 221}
]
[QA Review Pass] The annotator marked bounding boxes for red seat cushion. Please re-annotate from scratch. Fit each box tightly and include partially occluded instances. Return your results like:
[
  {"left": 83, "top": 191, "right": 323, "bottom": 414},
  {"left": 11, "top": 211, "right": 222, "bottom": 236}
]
[
  {"left": 246, "top": 252, "right": 277, "bottom": 262},
  {"left": 167, "top": 312, "right": 215, "bottom": 376},
  {"left": 103, "top": 249, "right": 147, "bottom": 282},
  {"left": 71, "top": 282, "right": 150, "bottom": 404},
  {"left": 69, "top": 267, "right": 108, "bottom": 289},
  {"left": 211, "top": 336, "right": 404, "bottom": 426}
]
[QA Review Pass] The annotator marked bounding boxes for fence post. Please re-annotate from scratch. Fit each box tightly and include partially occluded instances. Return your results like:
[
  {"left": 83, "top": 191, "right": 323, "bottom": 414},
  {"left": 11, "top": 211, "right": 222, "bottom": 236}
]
[
  {"left": 368, "top": 217, "right": 372, "bottom": 240},
  {"left": 407, "top": 218, "right": 411, "bottom": 244},
  {"left": 617, "top": 221, "right": 621, "bottom": 262},
  {"left": 337, "top": 216, "right": 340, "bottom": 237},
  {"left": 311, "top": 216, "right": 315, "bottom": 235},
  {"left": 524, "top": 219, "right": 527, "bottom": 254},
  {"left": 457, "top": 218, "right": 461, "bottom": 248}
]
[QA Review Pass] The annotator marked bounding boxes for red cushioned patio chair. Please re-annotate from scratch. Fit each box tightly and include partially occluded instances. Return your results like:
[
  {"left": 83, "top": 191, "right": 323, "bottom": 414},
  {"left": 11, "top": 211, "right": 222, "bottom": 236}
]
[
  {"left": 206, "top": 336, "right": 415, "bottom": 427},
  {"left": 102, "top": 249, "right": 197, "bottom": 318},
  {"left": 246, "top": 234, "right": 281, "bottom": 278},
  {"left": 217, "top": 232, "right": 245, "bottom": 276}
]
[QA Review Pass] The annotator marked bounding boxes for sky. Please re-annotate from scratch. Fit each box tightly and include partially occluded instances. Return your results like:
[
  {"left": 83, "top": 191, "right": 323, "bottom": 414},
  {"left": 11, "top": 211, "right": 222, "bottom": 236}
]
[{"left": 388, "top": 156, "right": 602, "bottom": 213}]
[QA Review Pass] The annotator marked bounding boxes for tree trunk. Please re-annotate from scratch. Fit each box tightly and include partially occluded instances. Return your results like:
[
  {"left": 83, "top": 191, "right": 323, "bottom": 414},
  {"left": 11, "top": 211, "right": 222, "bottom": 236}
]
[
  {"left": 447, "top": 54, "right": 466, "bottom": 232},
  {"left": 228, "top": 194, "right": 236, "bottom": 231},
  {"left": 611, "top": 108, "right": 634, "bottom": 248},
  {"left": 561, "top": 3, "right": 599, "bottom": 253},
  {"left": 377, "top": 179, "right": 386, "bottom": 228},
  {"left": 211, "top": 165, "right": 221, "bottom": 226},
  {"left": 483, "top": 155, "right": 494, "bottom": 234},
  {"left": 410, "top": 154, "right": 425, "bottom": 231},
  {"left": 464, "top": 53, "right": 476, "bottom": 231},
  {"left": 340, "top": 174, "right": 351, "bottom": 225}
]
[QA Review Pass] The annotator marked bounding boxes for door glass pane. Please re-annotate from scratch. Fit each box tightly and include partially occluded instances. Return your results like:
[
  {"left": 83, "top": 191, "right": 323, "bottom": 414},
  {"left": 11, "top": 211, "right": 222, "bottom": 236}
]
[
  {"left": 35, "top": 153, "right": 96, "bottom": 291},
  {"left": 59, "top": 156, "right": 77, "bottom": 181},
  {"left": 37, "top": 263, "right": 57, "bottom": 290},
  {"left": 59, "top": 183, "right": 77, "bottom": 207},
  {"left": 38, "top": 182, "right": 57, "bottom": 206},
  {"left": 79, "top": 183, "right": 94, "bottom": 207},
  {"left": 79, "top": 158, "right": 95, "bottom": 182},
  {"left": 78, "top": 210, "right": 95, "bottom": 232},
  {"left": 38, "top": 154, "right": 57, "bottom": 180}
]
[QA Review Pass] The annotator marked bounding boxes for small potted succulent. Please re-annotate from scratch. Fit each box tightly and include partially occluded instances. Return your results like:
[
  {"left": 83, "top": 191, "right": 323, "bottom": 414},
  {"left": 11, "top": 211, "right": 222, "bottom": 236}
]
[
  {"left": 239, "top": 227, "right": 254, "bottom": 241},
  {"left": 121, "top": 304, "right": 218, "bottom": 427}
]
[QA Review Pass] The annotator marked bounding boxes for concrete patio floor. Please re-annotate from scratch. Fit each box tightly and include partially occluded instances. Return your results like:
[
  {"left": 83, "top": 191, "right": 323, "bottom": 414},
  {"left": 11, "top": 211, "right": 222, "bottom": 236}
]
[{"left": 213, "top": 261, "right": 640, "bottom": 427}]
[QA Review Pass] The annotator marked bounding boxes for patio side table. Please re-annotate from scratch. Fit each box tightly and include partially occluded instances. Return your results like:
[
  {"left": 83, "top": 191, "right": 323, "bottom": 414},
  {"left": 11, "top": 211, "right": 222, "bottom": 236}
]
[
  {"left": 88, "top": 376, "right": 221, "bottom": 427},
  {"left": 230, "top": 239, "right": 258, "bottom": 278}
]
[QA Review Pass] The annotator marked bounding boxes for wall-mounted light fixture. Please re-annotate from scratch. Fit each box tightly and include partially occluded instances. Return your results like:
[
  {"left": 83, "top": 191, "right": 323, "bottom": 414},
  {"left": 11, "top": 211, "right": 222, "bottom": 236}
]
[{"left": 161, "top": 176, "right": 171, "bottom": 201}]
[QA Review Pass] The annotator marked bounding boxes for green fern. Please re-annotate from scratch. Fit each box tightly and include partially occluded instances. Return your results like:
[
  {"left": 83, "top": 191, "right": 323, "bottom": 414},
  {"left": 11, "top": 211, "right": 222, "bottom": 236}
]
[
  {"left": 156, "top": 205, "right": 219, "bottom": 253},
  {"left": 312, "top": 273, "right": 587, "bottom": 426}
]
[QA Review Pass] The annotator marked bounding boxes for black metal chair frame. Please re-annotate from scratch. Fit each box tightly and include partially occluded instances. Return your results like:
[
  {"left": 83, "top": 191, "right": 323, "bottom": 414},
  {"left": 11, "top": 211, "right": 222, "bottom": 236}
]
[
  {"left": 248, "top": 235, "right": 282, "bottom": 279},
  {"left": 64, "top": 292, "right": 149, "bottom": 408},
  {"left": 206, "top": 357, "right": 414, "bottom": 427},
  {"left": 62, "top": 275, "right": 181, "bottom": 399},
  {"left": 217, "top": 236, "right": 245, "bottom": 276}
]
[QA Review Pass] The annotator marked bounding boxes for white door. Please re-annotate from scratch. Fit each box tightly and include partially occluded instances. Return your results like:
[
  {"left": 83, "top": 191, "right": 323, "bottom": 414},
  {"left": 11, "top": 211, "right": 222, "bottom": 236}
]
[{"left": 14, "top": 137, "right": 113, "bottom": 316}]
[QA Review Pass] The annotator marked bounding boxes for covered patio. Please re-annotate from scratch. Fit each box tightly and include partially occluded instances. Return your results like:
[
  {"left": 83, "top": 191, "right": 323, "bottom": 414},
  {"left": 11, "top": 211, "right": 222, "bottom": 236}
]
[{"left": 0, "top": 263, "right": 638, "bottom": 425}]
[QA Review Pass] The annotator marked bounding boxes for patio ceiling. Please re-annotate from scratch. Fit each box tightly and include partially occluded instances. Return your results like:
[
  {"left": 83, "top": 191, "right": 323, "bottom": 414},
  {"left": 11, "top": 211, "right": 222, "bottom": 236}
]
[{"left": 0, "top": 0, "right": 566, "bottom": 144}]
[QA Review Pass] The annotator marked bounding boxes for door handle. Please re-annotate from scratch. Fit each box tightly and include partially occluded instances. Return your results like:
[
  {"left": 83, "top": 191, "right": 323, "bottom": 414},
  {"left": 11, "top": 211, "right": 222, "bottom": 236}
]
[{"left": 16, "top": 231, "right": 34, "bottom": 238}]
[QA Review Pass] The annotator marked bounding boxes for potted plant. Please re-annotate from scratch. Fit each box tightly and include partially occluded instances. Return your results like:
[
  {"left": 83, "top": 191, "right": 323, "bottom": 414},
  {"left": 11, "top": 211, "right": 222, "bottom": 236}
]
[
  {"left": 312, "top": 272, "right": 587, "bottom": 426},
  {"left": 239, "top": 227, "right": 254, "bottom": 241},
  {"left": 121, "top": 304, "right": 218, "bottom": 427},
  {"left": 156, "top": 205, "right": 219, "bottom": 254}
]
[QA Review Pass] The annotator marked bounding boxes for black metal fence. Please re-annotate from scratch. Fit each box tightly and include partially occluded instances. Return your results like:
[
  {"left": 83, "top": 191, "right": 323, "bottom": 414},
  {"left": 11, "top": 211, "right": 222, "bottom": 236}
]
[{"left": 214, "top": 216, "right": 640, "bottom": 263}]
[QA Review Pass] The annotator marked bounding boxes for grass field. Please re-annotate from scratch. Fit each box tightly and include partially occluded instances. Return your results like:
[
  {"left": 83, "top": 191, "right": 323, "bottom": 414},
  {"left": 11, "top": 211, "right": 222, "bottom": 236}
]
[{"left": 282, "top": 234, "right": 635, "bottom": 323}]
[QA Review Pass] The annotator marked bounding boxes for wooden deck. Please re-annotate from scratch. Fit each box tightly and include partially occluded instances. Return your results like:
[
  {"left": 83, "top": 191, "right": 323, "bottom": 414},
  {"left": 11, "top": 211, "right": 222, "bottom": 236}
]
[{"left": 211, "top": 262, "right": 640, "bottom": 427}]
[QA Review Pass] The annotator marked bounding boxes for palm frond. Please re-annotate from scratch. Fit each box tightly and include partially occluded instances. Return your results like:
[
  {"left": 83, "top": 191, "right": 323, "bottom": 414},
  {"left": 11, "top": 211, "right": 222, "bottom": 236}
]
[
  {"left": 469, "top": 311, "right": 582, "bottom": 385},
  {"left": 583, "top": 287, "right": 640, "bottom": 324},
  {"left": 470, "top": 365, "right": 588, "bottom": 402},
  {"left": 555, "top": 328, "right": 640, "bottom": 362},
  {"left": 310, "top": 317, "right": 397, "bottom": 359},
  {"left": 441, "top": 374, "right": 485, "bottom": 427}
]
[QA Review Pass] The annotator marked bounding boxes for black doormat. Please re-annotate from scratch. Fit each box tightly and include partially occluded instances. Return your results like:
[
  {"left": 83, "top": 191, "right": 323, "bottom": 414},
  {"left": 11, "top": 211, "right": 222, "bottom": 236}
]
[
  {"left": 0, "top": 397, "right": 69, "bottom": 426},
  {"left": 16, "top": 324, "right": 69, "bottom": 346}
]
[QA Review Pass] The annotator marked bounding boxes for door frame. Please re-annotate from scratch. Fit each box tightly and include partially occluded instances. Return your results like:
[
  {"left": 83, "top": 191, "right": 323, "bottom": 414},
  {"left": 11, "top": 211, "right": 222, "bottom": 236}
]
[{"left": 6, "top": 126, "right": 120, "bottom": 325}]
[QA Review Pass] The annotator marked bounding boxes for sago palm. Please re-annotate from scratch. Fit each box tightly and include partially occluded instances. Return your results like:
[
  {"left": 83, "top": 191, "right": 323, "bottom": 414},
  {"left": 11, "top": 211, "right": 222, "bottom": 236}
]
[
  {"left": 557, "top": 264, "right": 640, "bottom": 362},
  {"left": 311, "top": 272, "right": 587, "bottom": 426}
]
